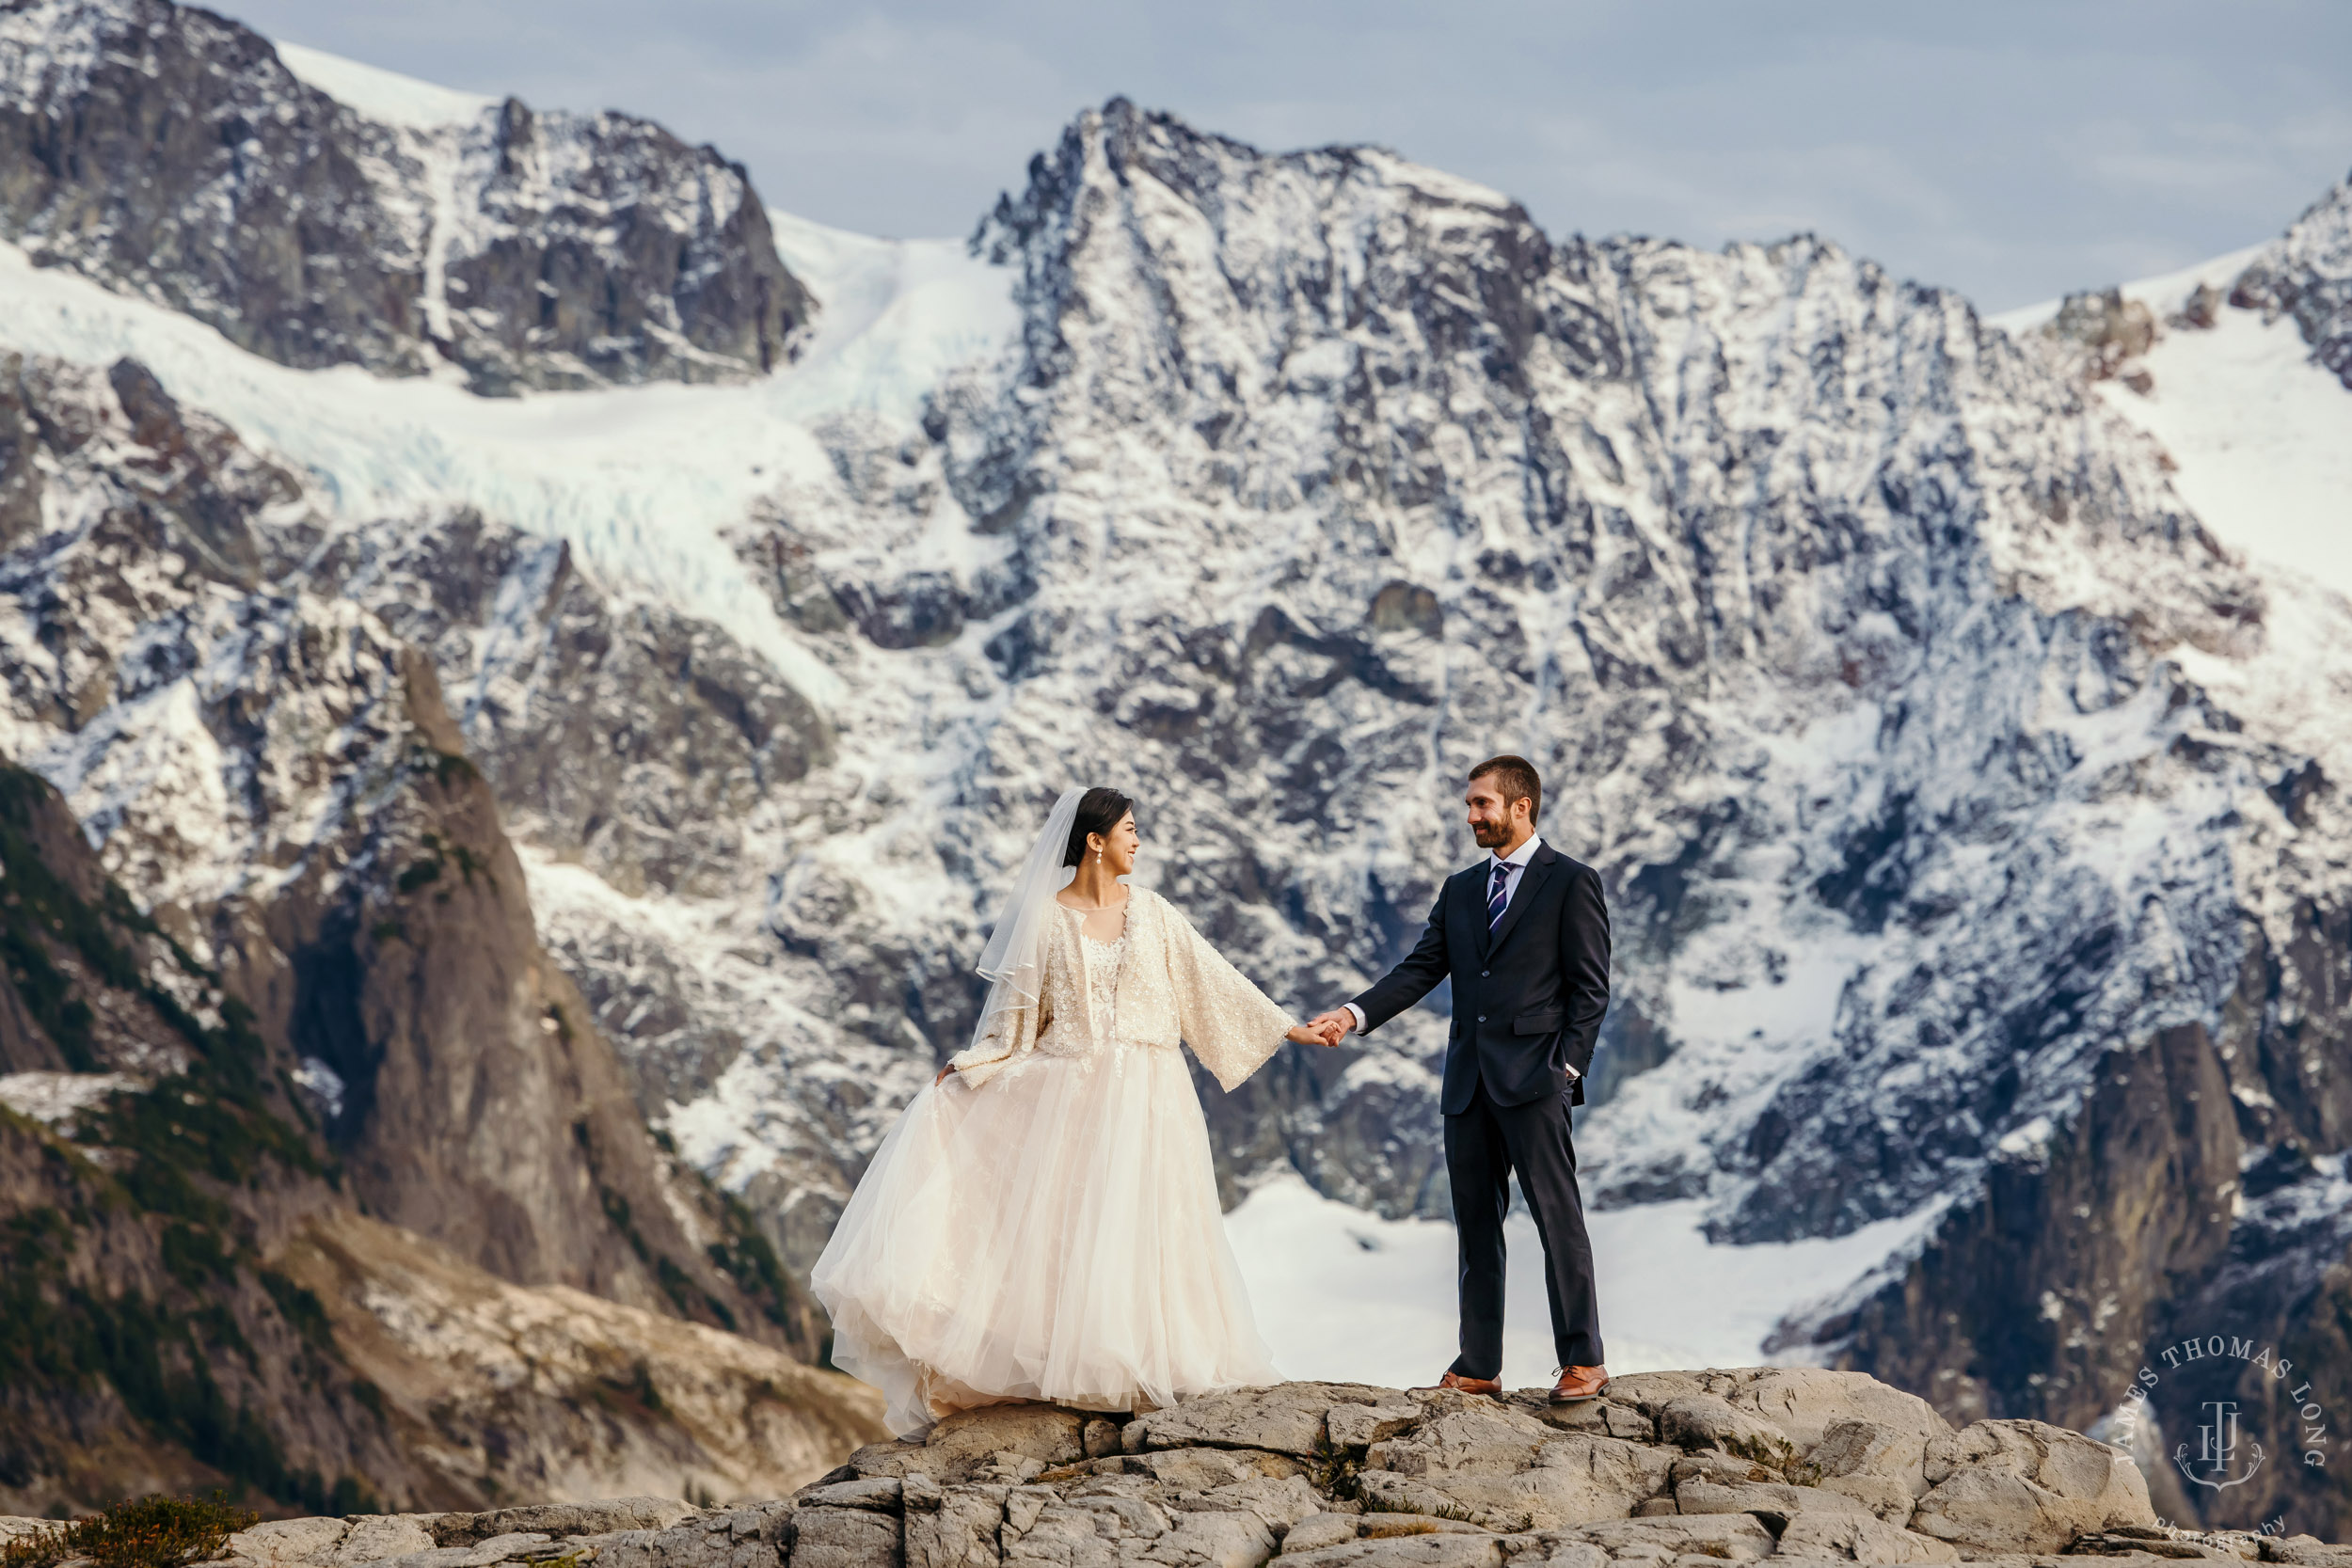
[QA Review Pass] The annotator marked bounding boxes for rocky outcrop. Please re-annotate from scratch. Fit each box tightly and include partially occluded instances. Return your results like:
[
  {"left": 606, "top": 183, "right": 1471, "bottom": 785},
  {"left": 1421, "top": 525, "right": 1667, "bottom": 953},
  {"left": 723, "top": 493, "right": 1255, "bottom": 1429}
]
[
  {"left": 1787, "top": 1020, "right": 2244, "bottom": 1426},
  {"left": 2040, "top": 289, "right": 2159, "bottom": 391},
  {"left": 11, "top": 1371, "right": 2341, "bottom": 1567},
  {"left": 2119, "top": 1149, "right": 2352, "bottom": 1544},
  {"left": 0, "top": 755, "right": 376, "bottom": 1512},
  {"left": 0, "top": 749, "right": 884, "bottom": 1515},
  {"left": 2230, "top": 168, "right": 2352, "bottom": 388},
  {"left": 275, "top": 1211, "right": 882, "bottom": 1507},
  {"left": 0, "top": 352, "right": 872, "bottom": 1513},
  {"left": 0, "top": 0, "right": 811, "bottom": 394}
]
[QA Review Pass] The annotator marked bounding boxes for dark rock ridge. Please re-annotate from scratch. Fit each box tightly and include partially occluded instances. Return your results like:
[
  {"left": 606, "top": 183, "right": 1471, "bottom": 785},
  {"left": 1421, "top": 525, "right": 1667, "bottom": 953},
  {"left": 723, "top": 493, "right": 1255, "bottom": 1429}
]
[
  {"left": 0, "top": 0, "right": 811, "bottom": 394},
  {"left": 0, "top": 754, "right": 881, "bottom": 1513},
  {"left": 0, "top": 351, "right": 871, "bottom": 1513},
  {"left": 286, "top": 508, "right": 846, "bottom": 1137},
  {"left": 9, "top": 1370, "right": 2347, "bottom": 1566}
]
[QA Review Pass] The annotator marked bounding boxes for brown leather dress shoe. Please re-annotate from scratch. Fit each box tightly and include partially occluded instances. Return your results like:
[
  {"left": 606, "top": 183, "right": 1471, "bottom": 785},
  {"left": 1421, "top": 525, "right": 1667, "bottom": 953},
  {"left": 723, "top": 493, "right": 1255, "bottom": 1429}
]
[
  {"left": 1549, "top": 1365, "right": 1610, "bottom": 1403},
  {"left": 1412, "top": 1370, "right": 1502, "bottom": 1397}
]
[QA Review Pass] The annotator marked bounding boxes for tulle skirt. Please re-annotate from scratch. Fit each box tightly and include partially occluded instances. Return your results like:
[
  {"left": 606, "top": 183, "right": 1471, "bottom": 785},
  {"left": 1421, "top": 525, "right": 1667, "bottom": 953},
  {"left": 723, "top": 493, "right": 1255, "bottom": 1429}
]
[{"left": 810, "top": 1039, "right": 1280, "bottom": 1435}]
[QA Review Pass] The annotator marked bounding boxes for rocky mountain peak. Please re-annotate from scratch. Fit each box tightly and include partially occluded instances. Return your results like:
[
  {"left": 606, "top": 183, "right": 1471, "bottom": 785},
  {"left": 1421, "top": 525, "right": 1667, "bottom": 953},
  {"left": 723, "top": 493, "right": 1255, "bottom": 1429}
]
[
  {"left": 2230, "top": 166, "right": 2352, "bottom": 388},
  {"left": 0, "top": 0, "right": 812, "bottom": 394}
]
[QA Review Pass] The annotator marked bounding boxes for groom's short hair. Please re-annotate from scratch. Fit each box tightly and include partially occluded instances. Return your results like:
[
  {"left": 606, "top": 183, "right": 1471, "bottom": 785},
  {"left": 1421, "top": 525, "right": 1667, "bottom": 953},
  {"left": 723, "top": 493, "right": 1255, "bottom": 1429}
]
[{"left": 1470, "top": 755, "right": 1542, "bottom": 824}]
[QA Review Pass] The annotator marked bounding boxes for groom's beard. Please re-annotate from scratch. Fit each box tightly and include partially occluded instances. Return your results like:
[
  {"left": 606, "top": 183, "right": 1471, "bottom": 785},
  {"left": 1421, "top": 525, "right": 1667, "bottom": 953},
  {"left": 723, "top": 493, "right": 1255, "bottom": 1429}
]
[{"left": 1471, "top": 820, "right": 1510, "bottom": 847}]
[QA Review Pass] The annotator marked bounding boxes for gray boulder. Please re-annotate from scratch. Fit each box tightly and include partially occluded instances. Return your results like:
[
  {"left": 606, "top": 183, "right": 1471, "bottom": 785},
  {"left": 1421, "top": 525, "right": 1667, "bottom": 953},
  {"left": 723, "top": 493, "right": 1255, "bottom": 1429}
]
[
  {"left": 435, "top": 1501, "right": 703, "bottom": 1547},
  {"left": 1910, "top": 1418, "right": 2156, "bottom": 1554},
  {"left": 1773, "top": 1511, "right": 1960, "bottom": 1562},
  {"left": 1358, "top": 1400, "right": 1673, "bottom": 1532},
  {"left": 850, "top": 1403, "right": 1089, "bottom": 1485},
  {"left": 902, "top": 1479, "right": 1009, "bottom": 1568},
  {"left": 1127, "top": 1448, "right": 1311, "bottom": 1493},
  {"left": 1127, "top": 1384, "right": 1404, "bottom": 1457},
  {"left": 1558, "top": 1513, "right": 1779, "bottom": 1562},
  {"left": 1673, "top": 1476, "right": 1871, "bottom": 1525},
  {"left": 227, "top": 1520, "right": 359, "bottom": 1566},
  {"left": 584, "top": 1512, "right": 796, "bottom": 1568},
  {"left": 789, "top": 1506, "right": 901, "bottom": 1568},
  {"left": 1809, "top": 1417, "right": 1933, "bottom": 1493},
  {"left": 333, "top": 1520, "right": 443, "bottom": 1566},
  {"left": 1654, "top": 1395, "right": 1797, "bottom": 1464},
  {"left": 993, "top": 1481, "right": 1274, "bottom": 1566},
  {"left": 1327, "top": 1401, "right": 1425, "bottom": 1449},
  {"left": 1718, "top": 1369, "right": 1950, "bottom": 1452}
]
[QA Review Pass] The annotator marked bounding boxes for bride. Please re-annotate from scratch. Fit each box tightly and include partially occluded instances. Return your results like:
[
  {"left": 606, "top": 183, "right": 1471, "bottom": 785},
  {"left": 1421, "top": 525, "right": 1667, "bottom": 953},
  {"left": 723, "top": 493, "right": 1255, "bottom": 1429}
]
[{"left": 811, "top": 786, "right": 1341, "bottom": 1434}]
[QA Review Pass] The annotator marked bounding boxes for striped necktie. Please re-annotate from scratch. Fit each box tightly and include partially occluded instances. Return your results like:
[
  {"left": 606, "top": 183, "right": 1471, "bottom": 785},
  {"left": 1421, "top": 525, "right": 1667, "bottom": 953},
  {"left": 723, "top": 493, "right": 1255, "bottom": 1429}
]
[{"left": 1487, "top": 859, "right": 1512, "bottom": 929}]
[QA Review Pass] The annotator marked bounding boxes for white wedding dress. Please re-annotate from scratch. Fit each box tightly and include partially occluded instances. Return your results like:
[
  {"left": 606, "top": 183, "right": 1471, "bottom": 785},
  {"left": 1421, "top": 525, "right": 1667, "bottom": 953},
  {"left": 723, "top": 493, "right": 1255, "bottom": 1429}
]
[{"left": 812, "top": 887, "right": 1292, "bottom": 1435}]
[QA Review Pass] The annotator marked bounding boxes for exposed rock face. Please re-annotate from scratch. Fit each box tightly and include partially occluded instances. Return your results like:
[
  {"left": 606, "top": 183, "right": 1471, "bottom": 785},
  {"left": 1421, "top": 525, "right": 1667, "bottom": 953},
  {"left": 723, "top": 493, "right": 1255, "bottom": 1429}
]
[
  {"left": 0, "top": 757, "right": 882, "bottom": 1514},
  {"left": 11, "top": 1370, "right": 2339, "bottom": 1567},
  {"left": 2122, "top": 1153, "right": 2352, "bottom": 1543},
  {"left": 0, "top": 354, "right": 866, "bottom": 1513},
  {"left": 2041, "top": 288, "right": 2160, "bottom": 391},
  {"left": 673, "top": 111, "right": 2352, "bottom": 1493},
  {"left": 1910, "top": 1418, "right": 2154, "bottom": 1555},
  {"left": 294, "top": 511, "right": 834, "bottom": 904},
  {"left": 0, "top": 755, "right": 377, "bottom": 1510},
  {"left": 278, "top": 1211, "right": 882, "bottom": 1506},
  {"left": 1795, "top": 1020, "right": 2245, "bottom": 1424},
  {"left": 0, "top": 349, "right": 800, "bottom": 1338},
  {"left": 2231, "top": 169, "right": 2352, "bottom": 388},
  {"left": 0, "top": 0, "right": 811, "bottom": 394}
]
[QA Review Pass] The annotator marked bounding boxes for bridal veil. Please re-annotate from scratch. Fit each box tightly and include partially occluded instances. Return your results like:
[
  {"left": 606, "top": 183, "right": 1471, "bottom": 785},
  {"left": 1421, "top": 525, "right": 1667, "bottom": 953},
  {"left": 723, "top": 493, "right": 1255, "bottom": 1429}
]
[{"left": 965, "top": 785, "right": 1084, "bottom": 1055}]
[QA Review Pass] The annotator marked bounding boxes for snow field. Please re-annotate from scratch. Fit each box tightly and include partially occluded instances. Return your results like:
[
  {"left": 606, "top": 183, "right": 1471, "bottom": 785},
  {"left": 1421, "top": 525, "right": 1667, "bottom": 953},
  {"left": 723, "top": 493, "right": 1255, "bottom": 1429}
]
[
  {"left": 1225, "top": 1174, "right": 1949, "bottom": 1386},
  {"left": 1990, "top": 246, "right": 2352, "bottom": 602}
]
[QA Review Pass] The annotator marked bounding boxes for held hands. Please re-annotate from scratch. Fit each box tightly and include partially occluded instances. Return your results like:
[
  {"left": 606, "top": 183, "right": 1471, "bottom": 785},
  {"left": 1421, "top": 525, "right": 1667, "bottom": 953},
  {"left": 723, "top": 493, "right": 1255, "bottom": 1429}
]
[
  {"left": 1307, "top": 1008, "right": 1358, "bottom": 1046},
  {"left": 1288, "top": 1010, "right": 1355, "bottom": 1049}
]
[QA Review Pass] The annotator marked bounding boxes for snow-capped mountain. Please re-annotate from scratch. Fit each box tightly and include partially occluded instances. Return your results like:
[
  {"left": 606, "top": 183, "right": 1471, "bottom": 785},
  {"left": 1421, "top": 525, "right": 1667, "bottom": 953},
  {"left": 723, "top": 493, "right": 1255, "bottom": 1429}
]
[
  {"left": 0, "top": 0, "right": 810, "bottom": 393},
  {"left": 1, "top": 0, "right": 2348, "bottom": 1533}
]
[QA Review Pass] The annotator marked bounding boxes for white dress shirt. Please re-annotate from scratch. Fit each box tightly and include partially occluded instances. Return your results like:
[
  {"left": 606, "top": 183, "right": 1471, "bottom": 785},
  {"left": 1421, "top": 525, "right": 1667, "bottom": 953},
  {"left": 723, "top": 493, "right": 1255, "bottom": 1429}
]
[{"left": 1344, "top": 834, "right": 1565, "bottom": 1078}]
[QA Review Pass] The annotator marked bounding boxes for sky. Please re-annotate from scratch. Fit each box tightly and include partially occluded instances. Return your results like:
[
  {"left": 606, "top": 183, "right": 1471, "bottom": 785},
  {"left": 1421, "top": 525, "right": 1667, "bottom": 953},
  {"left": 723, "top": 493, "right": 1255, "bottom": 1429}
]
[{"left": 235, "top": 1, "right": 2352, "bottom": 315}]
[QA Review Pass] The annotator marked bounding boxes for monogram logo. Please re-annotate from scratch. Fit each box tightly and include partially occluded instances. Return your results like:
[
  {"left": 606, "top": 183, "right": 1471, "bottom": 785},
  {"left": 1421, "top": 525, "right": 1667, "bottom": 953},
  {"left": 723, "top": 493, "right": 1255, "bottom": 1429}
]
[
  {"left": 2102, "top": 1327, "right": 2333, "bottom": 1535},
  {"left": 2175, "top": 1399, "right": 2265, "bottom": 1490}
]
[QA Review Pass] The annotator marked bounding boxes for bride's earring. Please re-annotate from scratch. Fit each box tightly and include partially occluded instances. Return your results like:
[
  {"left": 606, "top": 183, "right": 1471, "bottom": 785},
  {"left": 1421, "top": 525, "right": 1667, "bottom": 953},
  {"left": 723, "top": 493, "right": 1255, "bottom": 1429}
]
[{"left": 1095, "top": 845, "right": 1103, "bottom": 864}]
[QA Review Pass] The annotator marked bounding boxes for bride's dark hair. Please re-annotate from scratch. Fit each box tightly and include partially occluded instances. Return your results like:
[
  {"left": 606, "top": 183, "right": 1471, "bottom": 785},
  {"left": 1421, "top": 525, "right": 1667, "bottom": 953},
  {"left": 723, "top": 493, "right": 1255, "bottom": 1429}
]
[{"left": 1063, "top": 787, "right": 1136, "bottom": 866}]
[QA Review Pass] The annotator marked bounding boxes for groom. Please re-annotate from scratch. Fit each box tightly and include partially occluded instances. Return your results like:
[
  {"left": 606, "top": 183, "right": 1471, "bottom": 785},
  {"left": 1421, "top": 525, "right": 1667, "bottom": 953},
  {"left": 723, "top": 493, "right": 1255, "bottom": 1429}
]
[{"left": 1312, "top": 755, "right": 1612, "bottom": 1403}]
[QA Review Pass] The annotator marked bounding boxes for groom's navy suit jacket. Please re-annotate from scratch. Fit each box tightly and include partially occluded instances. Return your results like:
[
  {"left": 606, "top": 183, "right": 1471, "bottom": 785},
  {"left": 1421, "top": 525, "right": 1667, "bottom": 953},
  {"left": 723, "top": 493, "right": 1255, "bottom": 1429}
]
[{"left": 1350, "top": 842, "right": 1611, "bottom": 1113}]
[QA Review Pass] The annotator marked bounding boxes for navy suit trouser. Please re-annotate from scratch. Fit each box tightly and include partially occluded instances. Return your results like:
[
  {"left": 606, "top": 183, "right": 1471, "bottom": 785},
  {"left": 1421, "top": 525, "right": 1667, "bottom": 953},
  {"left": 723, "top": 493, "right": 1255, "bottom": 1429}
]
[{"left": 1445, "top": 1074, "right": 1605, "bottom": 1379}]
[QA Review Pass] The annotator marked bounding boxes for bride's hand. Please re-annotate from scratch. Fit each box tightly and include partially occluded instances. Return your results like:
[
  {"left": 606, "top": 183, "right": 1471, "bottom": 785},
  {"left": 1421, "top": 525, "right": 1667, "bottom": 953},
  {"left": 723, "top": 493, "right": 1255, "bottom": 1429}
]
[{"left": 1286, "top": 1022, "right": 1343, "bottom": 1048}]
